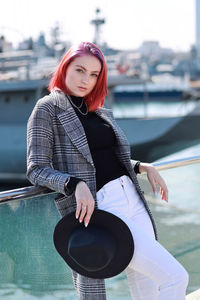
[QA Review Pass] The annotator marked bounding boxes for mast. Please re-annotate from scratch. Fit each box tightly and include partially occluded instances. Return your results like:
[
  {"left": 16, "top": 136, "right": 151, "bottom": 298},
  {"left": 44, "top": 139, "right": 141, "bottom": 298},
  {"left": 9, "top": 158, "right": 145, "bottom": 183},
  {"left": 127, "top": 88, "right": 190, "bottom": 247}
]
[{"left": 90, "top": 8, "right": 105, "bottom": 46}]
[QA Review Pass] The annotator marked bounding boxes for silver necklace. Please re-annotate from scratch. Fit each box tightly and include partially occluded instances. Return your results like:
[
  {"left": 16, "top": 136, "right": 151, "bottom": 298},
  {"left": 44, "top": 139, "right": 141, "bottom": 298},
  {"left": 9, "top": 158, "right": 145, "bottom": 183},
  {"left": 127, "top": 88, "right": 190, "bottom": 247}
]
[{"left": 67, "top": 95, "right": 88, "bottom": 116}]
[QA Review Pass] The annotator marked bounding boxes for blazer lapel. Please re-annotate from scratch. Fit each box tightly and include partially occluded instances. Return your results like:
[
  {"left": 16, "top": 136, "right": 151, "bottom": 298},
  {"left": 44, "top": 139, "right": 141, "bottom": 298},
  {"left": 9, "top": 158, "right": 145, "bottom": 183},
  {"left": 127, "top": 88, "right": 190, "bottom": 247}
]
[{"left": 51, "top": 90, "right": 94, "bottom": 166}]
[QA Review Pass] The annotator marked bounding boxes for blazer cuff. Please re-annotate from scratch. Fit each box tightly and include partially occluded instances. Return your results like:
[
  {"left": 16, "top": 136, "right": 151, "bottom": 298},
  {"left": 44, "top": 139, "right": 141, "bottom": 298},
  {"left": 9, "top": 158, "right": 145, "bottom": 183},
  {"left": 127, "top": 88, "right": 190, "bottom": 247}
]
[
  {"left": 64, "top": 177, "right": 83, "bottom": 196},
  {"left": 58, "top": 174, "right": 72, "bottom": 195},
  {"left": 134, "top": 161, "right": 141, "bottom": 174}
]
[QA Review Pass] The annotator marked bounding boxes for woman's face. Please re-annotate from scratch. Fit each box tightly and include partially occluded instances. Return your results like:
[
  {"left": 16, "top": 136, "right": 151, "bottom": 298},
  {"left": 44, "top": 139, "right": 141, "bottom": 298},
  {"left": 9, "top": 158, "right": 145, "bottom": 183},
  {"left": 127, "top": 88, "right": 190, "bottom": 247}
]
[{"left": 65, "top": 55, "right": 101, "bottom": 97}]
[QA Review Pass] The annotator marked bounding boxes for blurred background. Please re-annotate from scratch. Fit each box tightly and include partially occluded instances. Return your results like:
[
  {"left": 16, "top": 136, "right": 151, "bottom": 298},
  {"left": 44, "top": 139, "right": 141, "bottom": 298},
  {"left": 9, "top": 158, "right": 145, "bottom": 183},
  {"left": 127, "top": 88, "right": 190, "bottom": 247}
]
[{"left": 0, "top": 0, "right": 200, "bottom": 299}]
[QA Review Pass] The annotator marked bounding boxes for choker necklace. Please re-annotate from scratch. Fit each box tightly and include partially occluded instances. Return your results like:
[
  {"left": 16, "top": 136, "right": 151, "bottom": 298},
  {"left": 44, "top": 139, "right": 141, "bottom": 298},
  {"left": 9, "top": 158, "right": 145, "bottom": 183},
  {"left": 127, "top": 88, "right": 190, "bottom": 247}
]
[{"left": 67, "top": 95, "right": 88, "bottom": 116}]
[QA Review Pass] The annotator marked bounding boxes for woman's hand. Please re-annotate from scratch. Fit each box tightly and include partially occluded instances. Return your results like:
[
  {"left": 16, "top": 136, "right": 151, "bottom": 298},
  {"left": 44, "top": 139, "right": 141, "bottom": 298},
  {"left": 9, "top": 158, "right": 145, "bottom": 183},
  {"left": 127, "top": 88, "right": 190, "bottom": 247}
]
[
  {"left": 75, "top": 181, "right": 95, "bottom": 227},
  {"left": 139, "top": 163, "right": 168, "bottom": 202}
]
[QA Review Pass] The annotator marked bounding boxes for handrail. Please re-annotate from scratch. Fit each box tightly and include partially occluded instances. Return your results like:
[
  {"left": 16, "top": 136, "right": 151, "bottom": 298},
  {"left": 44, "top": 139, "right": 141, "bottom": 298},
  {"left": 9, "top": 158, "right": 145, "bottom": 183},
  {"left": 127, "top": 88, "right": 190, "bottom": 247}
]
[
  {"left": 0, "top": 155, "right": 200, "bottom": 204},
  {"left": 0, "top": 186, "right": 55, "bottom": 204},
  {"left": 153, "top": 155, "right": 200, "bottom": 171}
]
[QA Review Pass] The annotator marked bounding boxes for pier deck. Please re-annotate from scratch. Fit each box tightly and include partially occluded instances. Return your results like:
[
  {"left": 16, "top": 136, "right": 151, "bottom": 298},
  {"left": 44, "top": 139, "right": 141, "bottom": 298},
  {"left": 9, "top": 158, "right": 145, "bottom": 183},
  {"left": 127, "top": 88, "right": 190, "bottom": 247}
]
[{"left": 187, "top": 289, "right": 200, "bottom": 299}]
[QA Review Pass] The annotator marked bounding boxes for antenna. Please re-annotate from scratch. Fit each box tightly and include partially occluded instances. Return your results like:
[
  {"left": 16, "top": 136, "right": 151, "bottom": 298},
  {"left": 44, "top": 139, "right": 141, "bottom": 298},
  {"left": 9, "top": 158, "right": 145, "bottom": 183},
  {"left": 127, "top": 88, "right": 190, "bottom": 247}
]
[{"left": 90, "top": 8, "right": 105, "bottom": 46}]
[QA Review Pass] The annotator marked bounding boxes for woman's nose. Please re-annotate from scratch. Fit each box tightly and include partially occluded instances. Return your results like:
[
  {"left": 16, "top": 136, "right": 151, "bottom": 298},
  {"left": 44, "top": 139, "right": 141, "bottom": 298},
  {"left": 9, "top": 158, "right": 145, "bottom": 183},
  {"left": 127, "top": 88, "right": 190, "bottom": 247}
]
[{"left": 82, "top": 74, "right": 89, "bottom": 84}]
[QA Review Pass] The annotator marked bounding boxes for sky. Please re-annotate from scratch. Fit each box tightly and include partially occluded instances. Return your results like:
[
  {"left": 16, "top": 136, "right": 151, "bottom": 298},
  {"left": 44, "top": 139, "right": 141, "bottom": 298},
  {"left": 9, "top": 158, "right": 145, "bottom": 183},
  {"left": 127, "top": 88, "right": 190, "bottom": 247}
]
[{"left": 0, "top": 0, "right": 196, "bottom": 51}]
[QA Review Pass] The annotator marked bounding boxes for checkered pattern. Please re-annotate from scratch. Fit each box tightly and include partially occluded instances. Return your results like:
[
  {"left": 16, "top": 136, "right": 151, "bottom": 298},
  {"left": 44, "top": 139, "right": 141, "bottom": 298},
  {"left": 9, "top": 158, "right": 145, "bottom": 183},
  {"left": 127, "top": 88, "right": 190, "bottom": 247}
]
[{"left": 27, "top": 90, "right": 157, "bottom": 299}]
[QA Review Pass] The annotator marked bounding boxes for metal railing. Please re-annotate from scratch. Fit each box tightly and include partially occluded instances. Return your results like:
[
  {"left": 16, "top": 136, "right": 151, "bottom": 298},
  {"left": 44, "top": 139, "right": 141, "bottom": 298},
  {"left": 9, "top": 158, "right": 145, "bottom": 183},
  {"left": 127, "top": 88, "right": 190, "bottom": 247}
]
[
  {"left": 0, "top": 155, "right": 200, "bottom": 205},
  {"left": 153, "top": 155, "right": 200, "bottom": 171}
]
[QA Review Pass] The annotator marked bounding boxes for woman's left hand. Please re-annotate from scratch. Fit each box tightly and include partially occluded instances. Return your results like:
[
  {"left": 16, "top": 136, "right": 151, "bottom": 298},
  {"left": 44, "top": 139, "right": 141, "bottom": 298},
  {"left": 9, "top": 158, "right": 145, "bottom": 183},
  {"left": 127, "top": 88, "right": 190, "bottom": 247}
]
[{"left": 139, "top": 163, "right": 168, "bottom": 202}]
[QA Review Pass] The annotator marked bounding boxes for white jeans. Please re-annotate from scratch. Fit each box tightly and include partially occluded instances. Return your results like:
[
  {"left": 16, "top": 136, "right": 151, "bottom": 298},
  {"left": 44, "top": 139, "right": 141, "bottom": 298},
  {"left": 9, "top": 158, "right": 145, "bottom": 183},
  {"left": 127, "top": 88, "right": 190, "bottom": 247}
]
[{"left": 96, "top": 175, "right": 189, "bottom": 300}]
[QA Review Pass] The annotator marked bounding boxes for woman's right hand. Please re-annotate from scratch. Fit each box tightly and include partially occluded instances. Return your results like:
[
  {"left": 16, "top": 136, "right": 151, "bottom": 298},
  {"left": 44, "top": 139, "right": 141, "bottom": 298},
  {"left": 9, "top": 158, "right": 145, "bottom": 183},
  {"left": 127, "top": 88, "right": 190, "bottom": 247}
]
[{"left": 75, "top": 181, "right": 95, "bottom": 227}]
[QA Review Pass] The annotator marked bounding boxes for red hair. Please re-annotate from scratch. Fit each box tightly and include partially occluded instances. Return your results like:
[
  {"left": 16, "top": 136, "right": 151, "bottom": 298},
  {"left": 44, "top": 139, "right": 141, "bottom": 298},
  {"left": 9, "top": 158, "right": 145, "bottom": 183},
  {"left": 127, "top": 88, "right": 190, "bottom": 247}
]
[{"left": 48, "top": 42, "right": 108, "bottom": 111}]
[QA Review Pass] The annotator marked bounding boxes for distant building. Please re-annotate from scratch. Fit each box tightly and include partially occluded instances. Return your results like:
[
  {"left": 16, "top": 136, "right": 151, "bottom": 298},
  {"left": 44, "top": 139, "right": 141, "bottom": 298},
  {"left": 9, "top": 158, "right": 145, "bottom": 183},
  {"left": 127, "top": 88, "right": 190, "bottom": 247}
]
[
  {"left": 138, "top": 41, "right": 173, "bottom": 58},
  {"left": 196, "top": 0, "right": 200, "bottom": 56},
  {"left": 0, "top": 35, "right": 13, "bottom": 52},
  {"left": 139, "top": 41, "right": 160, "bottom": 57}
]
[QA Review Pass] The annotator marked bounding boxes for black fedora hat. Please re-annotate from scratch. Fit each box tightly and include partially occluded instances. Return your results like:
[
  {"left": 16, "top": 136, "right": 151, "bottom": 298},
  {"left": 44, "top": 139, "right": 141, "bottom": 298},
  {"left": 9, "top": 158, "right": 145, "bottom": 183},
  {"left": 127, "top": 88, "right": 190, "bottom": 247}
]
[{"left": 53, "top": 209, "right": 134, "bottom": 279}]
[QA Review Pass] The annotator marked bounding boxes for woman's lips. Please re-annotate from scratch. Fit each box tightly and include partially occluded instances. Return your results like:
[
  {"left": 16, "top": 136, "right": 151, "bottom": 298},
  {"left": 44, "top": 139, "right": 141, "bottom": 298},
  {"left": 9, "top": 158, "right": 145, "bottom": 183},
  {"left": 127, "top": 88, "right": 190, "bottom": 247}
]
[{"left": 78, "top": 86, "right": 87, "bottom": 91}]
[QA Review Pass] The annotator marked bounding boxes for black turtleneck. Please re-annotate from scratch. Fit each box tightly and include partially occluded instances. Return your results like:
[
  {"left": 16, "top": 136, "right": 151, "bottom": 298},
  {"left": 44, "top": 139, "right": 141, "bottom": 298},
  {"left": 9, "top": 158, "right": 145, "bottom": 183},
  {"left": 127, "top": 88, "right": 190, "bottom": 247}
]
[{"left": 65, "top": 95, "right": 130, "bottom": 194}]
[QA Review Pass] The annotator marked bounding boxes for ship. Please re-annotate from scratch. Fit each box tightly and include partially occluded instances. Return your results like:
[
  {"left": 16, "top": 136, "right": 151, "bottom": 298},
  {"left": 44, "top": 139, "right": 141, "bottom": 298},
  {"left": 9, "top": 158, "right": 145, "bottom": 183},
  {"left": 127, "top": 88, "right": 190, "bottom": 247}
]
[{"left": 1, "top": 70, "right": 200, "bottom": 183}]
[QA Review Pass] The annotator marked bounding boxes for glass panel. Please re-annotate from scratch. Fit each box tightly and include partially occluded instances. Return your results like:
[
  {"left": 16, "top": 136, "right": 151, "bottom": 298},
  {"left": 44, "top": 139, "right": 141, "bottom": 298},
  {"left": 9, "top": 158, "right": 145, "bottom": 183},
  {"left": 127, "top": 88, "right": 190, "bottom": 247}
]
[
  {"left": 1, "top": 163, "right": 199, "bottom": 298},
  {"left": 0, "top": 194, "right": 130, "bottom": 299},
  {"left": 138, "top": 162, "right": 200, "bottom": 294},
  {"left": 0, "top": 194, "right": 76, "bottom": 299}
]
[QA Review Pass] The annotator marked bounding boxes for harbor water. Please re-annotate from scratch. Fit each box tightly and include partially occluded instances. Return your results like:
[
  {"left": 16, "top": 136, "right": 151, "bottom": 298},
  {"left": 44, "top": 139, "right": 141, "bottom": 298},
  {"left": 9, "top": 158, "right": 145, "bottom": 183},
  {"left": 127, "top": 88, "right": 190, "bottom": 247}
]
[{"left": 0, "top": 143, "right": 200, "bottom": 299}]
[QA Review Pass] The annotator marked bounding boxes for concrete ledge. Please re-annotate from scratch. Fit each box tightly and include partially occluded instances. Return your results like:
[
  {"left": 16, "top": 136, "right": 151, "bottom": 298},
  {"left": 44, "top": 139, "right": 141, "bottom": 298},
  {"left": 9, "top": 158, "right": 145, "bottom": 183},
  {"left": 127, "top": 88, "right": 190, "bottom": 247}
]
[{"left": 186, "top": 289, "right": 200, "bottom": 299}]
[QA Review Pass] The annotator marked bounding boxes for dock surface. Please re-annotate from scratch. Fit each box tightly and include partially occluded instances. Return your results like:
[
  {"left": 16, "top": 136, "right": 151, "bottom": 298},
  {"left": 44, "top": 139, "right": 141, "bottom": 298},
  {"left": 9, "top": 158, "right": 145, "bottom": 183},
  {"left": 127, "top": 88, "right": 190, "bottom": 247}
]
[{"left": 187, "top": 289, "right": 200, "bottom": 299}]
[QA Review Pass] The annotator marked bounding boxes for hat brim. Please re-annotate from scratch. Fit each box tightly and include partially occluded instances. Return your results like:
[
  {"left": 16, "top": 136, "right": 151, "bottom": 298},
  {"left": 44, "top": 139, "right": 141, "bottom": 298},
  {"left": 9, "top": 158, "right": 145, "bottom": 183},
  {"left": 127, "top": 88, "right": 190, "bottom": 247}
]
[{"left": 53, "top": 209, "right": 134, "bottom": 279}]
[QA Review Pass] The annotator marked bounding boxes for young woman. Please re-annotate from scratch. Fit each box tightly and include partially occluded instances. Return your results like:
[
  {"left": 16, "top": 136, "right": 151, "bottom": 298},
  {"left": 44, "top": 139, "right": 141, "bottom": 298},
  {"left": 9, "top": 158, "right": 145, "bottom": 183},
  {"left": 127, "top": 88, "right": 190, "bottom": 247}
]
[{"left": 27, "top": 42, "right": 189, "bottom": 300}]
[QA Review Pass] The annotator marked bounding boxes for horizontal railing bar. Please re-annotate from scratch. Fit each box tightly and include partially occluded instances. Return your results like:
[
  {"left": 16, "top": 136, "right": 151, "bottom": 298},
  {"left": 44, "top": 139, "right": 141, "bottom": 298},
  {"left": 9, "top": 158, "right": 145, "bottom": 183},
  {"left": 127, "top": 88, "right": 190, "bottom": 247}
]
[
  {"left": 0, "top": 155, "right": 200, "bottom": 204},
  {"left": 0, "top": 185, "right": 56, "bottom": 204},
  {"left": 152, "top": 155, "right": 200, "bottom": 171}
]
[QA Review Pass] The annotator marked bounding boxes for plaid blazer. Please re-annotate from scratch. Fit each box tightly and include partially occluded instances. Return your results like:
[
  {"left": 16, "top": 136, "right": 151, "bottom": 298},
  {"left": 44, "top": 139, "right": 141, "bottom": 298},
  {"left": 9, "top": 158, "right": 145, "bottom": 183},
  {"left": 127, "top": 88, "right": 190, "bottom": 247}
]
[{"left": 27, "top": 90, "right": 157, "bottom": 299}]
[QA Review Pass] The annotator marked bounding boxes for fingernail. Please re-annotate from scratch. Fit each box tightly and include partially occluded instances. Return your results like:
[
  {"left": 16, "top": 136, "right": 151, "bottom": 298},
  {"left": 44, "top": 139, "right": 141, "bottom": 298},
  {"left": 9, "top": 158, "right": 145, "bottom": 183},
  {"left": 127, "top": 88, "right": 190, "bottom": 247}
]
[
  {"left": 79, "top": 219, "right": 82, "bottom": 223},
  {"left": 76, "top": 215, "right": 78, "bottom": 219},
  {"left": 85, "top": 222, "right": 88, "bottom": 227}
]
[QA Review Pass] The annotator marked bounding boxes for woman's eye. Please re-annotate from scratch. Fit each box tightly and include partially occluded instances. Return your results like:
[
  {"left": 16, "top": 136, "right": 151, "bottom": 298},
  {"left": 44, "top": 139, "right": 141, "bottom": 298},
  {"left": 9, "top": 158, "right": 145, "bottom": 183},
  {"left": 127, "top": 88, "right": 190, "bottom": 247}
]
[
  {"left": 91, "top": 73, "right": 98, "bottom": 77},
  {"left": 76, "top": 68, "right": 83, "bottom": 73}
]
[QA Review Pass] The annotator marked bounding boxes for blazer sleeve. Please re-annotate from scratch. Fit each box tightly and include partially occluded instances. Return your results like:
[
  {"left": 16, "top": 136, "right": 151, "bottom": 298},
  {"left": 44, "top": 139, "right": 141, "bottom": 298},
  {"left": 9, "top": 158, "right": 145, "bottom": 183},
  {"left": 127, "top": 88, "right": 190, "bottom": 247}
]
[{"left": 26, "top": 99, "right": 69, "bottom": 195}]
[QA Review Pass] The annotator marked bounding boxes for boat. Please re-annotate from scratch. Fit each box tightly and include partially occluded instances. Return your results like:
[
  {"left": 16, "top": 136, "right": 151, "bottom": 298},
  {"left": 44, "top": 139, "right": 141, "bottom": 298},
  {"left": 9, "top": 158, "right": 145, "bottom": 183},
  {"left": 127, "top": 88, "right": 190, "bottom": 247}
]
[
  {"left": 116, "top": 101, "right": 200, "bottom": 162},
  {"left": 113, "top": 77, "right": 189, "bottom": 102}
]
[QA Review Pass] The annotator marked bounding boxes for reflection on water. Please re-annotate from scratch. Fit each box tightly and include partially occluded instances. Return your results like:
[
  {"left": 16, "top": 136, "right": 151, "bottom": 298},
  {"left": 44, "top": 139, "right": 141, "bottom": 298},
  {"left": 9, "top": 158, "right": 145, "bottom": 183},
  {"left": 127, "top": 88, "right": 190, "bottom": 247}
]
[{"left": 0, "top": 157, "right": 200, "bottom": 298}]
